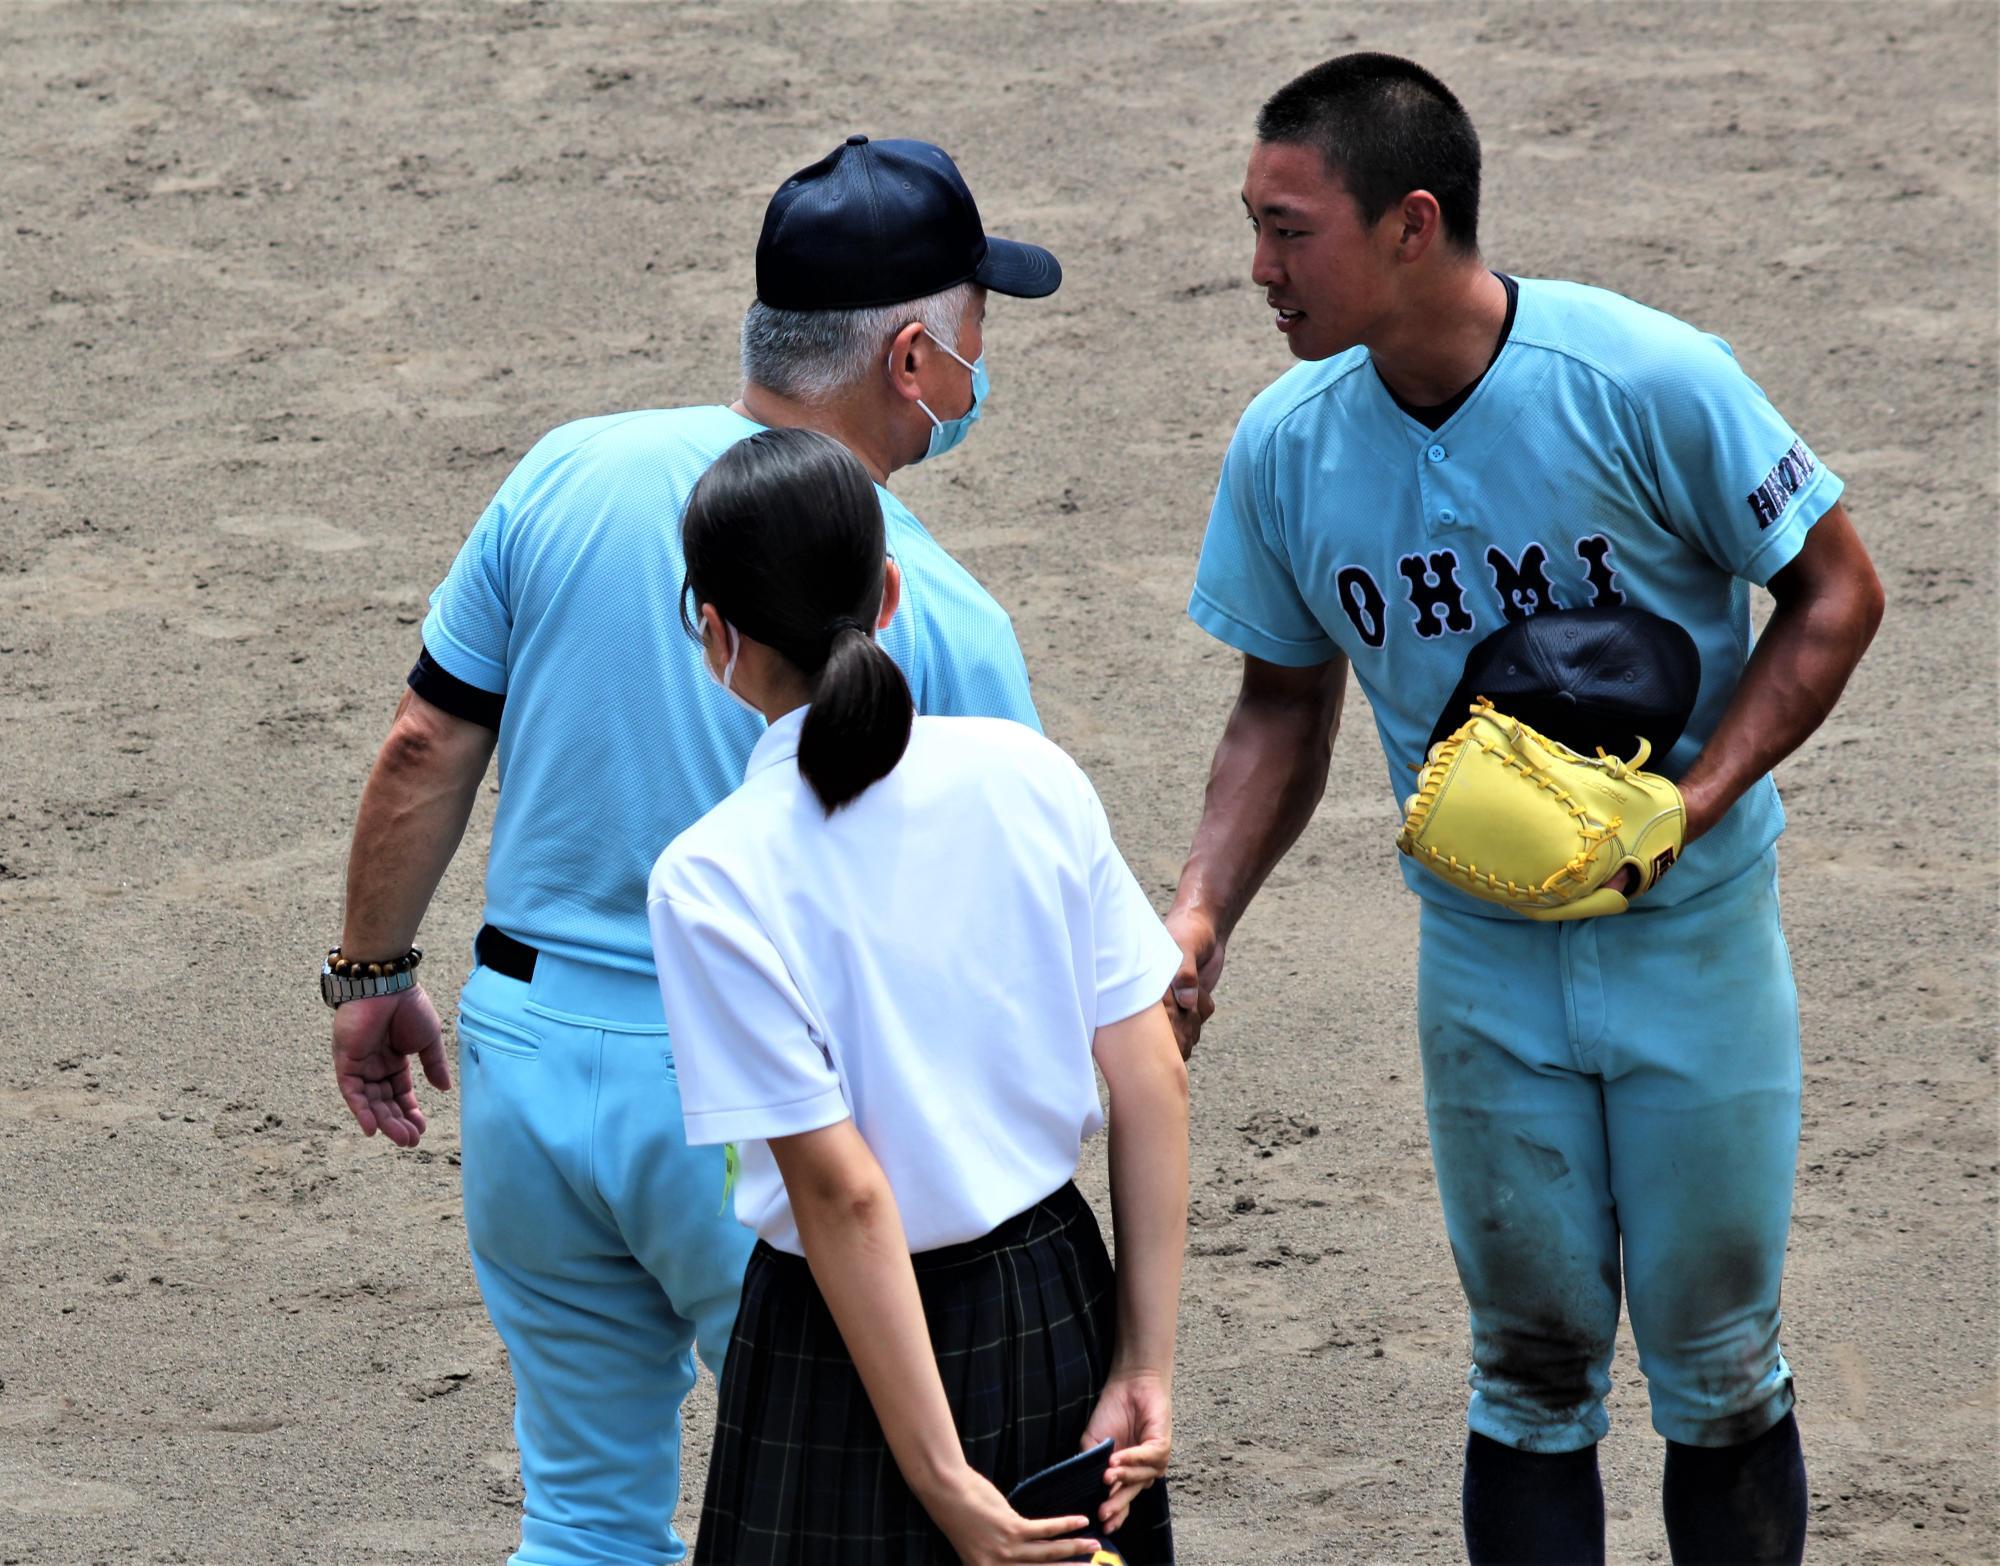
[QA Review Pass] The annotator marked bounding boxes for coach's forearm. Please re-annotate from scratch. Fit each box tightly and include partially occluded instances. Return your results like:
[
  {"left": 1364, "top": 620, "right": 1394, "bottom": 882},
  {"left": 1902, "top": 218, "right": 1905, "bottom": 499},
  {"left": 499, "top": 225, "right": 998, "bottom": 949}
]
[
  {"left": 1170, "top": 660, "right": 1345, "bottom": 943},
  {"left": 1677, "top": 503, "right": 1884, "bottom": 842},
  {"left": 342, "top": 689, "right": 496, "bottom": 958}
]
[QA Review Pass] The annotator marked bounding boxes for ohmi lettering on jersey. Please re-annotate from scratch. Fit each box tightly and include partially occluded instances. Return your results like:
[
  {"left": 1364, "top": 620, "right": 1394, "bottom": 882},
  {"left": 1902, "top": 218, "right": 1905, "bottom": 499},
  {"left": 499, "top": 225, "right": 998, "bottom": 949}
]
[
  {"left": 1747, "top": 440, "right": 1817, "bottom": 530},
  {"left": 1347, "top": 535, "right": 1627, "bottom": 643},
  {"left": 1486, "top": 542, "right": 1559, "bottom": 621},
  {"left": 1337, "top": 565, "right": 1390, "bottom": 649},
  {"left": 1397, "top": 550, "right": 1476, "bottom": 638}
]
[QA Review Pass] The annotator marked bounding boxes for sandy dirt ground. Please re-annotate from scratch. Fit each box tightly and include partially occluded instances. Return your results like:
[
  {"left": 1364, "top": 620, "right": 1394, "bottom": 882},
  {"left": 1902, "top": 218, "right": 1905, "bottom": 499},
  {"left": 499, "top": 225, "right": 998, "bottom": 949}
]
[{"left": 1, "top": 2, "right": 1994, "bottom": 1562}]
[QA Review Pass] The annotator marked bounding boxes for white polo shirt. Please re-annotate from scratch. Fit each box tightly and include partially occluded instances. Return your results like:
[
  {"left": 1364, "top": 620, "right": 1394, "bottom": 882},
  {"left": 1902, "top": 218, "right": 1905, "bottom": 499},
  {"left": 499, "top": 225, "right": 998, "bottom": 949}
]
[{"left": 646, "top": 709, "right": 1182, "bottom": 1255}]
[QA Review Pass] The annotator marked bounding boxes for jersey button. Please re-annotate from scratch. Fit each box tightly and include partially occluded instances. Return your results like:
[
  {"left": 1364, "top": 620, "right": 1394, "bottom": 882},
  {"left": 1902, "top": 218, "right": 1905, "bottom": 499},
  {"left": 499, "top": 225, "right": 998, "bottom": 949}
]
[
  {"left": 1439, "top": 507, "right": 1458, "bottom": 524},
  {"left": 1427, "top": 443, "right": 1447, "bottom": 462}
]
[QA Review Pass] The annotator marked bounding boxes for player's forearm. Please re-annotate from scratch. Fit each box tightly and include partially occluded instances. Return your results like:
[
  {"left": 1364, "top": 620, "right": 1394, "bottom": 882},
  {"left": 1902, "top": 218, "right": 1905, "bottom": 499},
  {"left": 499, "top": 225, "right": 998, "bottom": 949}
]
[
  {"left": 1098, "top": 1008, "right": 1189, "bottom": 1380},
  {"left": 342, "top": 690, "right": 495, "bottom": 957},
  {"left": 1171, "top": 689, "right": 1339, "bottom": 941},
  {"left": 1677, "top": 521, "right": 1884, "bottom": 841},
  {"left": 783, "top": 1133, "right": 970, "bottom": 1502}
]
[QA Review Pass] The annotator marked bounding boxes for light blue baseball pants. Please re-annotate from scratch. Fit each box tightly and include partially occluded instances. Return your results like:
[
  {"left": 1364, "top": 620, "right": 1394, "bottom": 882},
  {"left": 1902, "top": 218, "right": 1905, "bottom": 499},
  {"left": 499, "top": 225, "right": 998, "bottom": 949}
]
[
  {"left": 1418, "top": 850, "right": 1801, "bottom": 1454},
  {"left": 456, "top": 951, "right": 757, "bottom": 1565}
]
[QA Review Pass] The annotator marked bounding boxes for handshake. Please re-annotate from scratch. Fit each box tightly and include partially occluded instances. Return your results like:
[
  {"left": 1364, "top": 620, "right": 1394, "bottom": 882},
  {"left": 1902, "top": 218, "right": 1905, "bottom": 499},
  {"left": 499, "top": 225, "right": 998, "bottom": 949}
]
[{"left": 1163, "top": 907, "right": 1223, "bottom": 1060}]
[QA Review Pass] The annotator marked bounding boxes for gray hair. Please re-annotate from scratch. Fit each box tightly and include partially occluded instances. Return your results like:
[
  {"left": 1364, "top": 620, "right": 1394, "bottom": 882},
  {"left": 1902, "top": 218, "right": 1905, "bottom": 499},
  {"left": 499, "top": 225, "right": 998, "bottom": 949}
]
[{"left": 740, "top": 282, "right": 973, "bottom": 405}]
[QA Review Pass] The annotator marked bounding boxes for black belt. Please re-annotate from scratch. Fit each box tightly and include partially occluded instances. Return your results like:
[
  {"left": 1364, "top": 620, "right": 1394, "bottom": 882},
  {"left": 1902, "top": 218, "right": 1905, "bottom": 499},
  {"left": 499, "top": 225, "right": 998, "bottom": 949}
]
[{"left": 475, "top": 924, "right": 538, "bottom": 982}]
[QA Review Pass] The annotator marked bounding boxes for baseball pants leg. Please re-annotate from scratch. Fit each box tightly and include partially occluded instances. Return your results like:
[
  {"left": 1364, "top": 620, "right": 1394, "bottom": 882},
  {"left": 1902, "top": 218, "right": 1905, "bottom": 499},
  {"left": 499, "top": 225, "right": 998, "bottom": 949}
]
[
  {"left": 1419, "top": 906, "right": 1621, "bottom": 1456},
  {"left": 458, "top": 955, "right": 758, "bottom": 1566},
  {"left": 1593, "top": 853, "right": 1800, "bottom": 1448}
]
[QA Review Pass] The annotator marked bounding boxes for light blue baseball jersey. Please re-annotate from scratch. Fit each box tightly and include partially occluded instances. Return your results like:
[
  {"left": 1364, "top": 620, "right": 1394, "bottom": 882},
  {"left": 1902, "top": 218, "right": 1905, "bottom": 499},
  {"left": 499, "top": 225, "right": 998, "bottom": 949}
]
[
  {"left": 423, "top": 404, "right": 1041, "bottom": 974},
  {"left": 1190, "top": 278, "right": 1844, "bottom": 911}
]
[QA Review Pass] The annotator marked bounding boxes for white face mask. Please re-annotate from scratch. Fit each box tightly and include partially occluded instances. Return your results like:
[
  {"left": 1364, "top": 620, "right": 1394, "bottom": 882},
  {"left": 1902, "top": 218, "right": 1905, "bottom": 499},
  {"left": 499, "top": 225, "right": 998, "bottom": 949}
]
[{"left": 703, "top": 619, "right": 762, "bottom": 720}]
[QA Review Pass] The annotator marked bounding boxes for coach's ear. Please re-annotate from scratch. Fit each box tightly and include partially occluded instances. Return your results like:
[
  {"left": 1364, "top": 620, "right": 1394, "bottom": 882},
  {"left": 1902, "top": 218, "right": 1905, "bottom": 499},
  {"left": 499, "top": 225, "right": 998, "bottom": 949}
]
[
  {"left": 875, "top": 559, "right": 902, "bottom": 632},
  {"left": 884, "top": 320, "right": 930, "bottom": 403},
  {"left": 1389, "top": 189, "right": 1445, "bottom": 263}
]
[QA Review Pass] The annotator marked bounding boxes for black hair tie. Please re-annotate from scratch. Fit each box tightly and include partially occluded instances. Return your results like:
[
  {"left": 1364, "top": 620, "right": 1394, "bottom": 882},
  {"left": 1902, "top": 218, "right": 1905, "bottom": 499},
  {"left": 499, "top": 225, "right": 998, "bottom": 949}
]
[{"left": 809, "top": 614, "right": 869, "bottom": 669}]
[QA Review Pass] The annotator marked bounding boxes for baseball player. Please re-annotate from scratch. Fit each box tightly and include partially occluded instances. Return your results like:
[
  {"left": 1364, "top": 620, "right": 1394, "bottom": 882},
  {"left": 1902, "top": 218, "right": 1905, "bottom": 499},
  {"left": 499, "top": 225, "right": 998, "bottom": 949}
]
[
  {"left": 1166, "top": 55, "right": 1883, "bottom": 1565},
  {"left": 322, "top": 136, "right": 1062, "bottom": 1566}
]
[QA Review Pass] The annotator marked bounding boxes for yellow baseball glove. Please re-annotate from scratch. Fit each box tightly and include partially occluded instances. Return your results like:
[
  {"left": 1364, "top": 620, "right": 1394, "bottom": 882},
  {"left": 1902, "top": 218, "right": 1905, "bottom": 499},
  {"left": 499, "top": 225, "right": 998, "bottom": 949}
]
[{"left": 1396, "top": 699, "right": 1685, "bottom": 920}]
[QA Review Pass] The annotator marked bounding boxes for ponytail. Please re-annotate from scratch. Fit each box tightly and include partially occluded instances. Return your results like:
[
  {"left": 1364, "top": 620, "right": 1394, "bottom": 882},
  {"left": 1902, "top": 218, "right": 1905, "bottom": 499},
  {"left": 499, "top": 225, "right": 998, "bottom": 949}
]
[
  {"left": 680, "top": 426, "right": 916, "bottom": 814},
  {"left": 797, "top": 622, "right": 914, "bottom": 812}
]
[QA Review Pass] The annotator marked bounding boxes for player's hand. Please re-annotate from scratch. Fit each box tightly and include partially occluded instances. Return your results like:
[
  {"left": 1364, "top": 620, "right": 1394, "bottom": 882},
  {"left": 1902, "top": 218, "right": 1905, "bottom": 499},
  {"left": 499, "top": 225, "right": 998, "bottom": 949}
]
[
  {"left": 1163, "top": 908, "right": 1224, "bottom": 1059},
  {"left": 920, "top": 1463, "right": 1101, "bottom": 1564},
  {"left": 331, "top": 984, "right": 450, "bottom": 1148},
  {"left": 1079, "top": 1369, "right": 1172, "bottom": 1533}
]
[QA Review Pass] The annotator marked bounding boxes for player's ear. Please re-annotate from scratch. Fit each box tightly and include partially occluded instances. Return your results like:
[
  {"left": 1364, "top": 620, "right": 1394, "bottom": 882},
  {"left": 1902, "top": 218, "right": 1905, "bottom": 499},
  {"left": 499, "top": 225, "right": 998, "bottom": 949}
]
[{"left": 1392, "top": 189, "right": 1444, "bottom": 262}]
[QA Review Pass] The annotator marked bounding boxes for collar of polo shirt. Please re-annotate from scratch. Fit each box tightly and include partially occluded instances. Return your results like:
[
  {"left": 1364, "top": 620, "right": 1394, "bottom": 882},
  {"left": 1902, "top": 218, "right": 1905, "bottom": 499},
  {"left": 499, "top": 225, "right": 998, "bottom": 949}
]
[{"left": 744, "top": 706, "right": 807, "bottom": 779}]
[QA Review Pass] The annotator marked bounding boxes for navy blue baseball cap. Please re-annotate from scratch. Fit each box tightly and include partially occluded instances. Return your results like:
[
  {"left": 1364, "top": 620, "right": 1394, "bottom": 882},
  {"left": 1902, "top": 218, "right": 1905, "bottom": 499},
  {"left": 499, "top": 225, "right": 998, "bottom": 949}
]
[
  {"left": 756, "top": 135, "right": 1061, "bottom": 311},
  {"left": 1426, "top": 607, "right": 1703, "bottom": 767}
]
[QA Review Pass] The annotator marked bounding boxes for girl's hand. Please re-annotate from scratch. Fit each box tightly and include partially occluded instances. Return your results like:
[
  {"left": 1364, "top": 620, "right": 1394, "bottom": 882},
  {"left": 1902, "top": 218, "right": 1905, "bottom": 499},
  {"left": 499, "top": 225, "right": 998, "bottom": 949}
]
[
  {"left": 1079, "top": 1370, "right": 1172, "bottom": 1533},
  {"left": 922, "top": 1464, "right": 1102, "bottom": 1564}
]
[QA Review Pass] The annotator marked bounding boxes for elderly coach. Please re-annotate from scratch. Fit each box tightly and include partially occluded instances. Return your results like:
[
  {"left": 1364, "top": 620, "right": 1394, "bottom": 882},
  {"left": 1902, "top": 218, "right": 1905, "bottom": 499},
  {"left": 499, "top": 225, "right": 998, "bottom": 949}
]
[{"left": 318, "top": 136, "right": 1061, "bottom": 1566}]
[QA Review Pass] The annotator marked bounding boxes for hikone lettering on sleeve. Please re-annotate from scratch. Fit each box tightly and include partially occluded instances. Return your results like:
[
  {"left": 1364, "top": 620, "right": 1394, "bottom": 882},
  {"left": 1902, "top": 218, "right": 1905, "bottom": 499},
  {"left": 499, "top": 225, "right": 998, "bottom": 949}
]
[{"left": 1746, "top": 440, "right": 1819, "bottom": 530}]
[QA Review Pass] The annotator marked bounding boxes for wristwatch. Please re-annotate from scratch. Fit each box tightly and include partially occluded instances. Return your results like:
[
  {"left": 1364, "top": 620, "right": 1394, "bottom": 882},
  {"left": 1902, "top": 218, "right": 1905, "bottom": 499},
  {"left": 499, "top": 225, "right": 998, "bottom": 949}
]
[{"left": 320, "top": 946, "right": 423, "bottom": 1008}]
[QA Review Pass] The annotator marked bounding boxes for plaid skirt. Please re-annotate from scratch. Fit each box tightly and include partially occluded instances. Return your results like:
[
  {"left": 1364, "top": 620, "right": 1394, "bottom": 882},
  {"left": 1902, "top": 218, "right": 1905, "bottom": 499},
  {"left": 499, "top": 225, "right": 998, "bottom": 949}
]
[{"left": 696, "top": 1181, "right": 1173, "bottom": 1564}]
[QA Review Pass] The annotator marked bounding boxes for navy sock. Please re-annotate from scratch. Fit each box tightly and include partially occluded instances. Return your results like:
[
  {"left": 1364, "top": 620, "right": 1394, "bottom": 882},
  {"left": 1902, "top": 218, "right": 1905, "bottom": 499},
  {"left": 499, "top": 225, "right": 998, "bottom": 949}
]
[
  {"left": 1661, "top": 1410, "right": 1807, "bottom": 1566},
  {"left": 1463, "top": 1431, "right": 1606, "bottom": 1566}
]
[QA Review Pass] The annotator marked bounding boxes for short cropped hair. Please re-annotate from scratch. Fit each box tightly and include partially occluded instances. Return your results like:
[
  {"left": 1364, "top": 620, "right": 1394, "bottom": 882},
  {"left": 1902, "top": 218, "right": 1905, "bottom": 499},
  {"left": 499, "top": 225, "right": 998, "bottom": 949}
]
[
  {"left": 1257, "top": 53, "right": 1482, "bottom": 251},
  {"left": 741, "top": 282, "right": 974, "bottom": 404}
]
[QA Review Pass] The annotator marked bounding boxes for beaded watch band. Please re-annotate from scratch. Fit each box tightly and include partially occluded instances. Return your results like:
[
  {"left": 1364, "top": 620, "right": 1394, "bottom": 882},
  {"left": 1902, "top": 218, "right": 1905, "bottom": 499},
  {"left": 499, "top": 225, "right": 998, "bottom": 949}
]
[{"left": 320, "top": 946, "right": 424, "bottom": 1009}]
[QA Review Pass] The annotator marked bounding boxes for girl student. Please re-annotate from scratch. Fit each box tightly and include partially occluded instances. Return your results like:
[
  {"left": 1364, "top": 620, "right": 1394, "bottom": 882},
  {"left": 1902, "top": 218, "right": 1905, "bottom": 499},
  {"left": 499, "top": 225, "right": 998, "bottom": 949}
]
[{"left": 645, "top": 427, "right": 1189, "bottom": 1565}]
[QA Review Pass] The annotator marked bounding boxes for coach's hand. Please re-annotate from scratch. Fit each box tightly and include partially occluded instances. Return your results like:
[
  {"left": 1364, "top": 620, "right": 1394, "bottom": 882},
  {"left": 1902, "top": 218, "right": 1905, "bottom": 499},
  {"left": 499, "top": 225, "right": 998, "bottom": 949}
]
[
  {"left": 1163, "top": 909, "right": 1224, "bottom": 1058},
  {"left": 1081, "top": 1368, "right": 1172, "bottom": 1533},
  {"left": 331, "top": 984, "right": 451, "bottom": 1148},
  {"left": 922, "top": 1464, "right": 1101, "bottom": 1564}
]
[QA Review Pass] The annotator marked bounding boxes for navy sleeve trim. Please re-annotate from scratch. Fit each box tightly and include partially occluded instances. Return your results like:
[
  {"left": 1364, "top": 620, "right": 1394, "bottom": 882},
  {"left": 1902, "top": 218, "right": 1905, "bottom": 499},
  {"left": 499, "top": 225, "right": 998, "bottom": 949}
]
[{"left": 408, "top": 644, "right": 505, "bottom": 730}]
